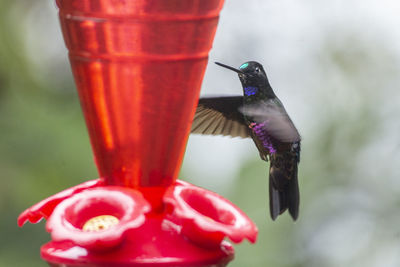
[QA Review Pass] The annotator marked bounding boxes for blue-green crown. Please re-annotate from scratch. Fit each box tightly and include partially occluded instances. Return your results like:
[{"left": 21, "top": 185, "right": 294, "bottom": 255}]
[{"left": 239, "top": 63, "right": 249, "bottom": 70}]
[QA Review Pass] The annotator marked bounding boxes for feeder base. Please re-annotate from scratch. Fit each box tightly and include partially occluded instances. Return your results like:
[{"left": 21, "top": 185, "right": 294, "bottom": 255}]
[{"left": 41, "top": 215, "right": 234, "bottom": 267}]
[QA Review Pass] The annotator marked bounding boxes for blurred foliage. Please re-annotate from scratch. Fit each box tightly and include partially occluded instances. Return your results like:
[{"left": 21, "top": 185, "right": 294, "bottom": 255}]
[
  {"left": 1, "top": 0, "right": 400, "bottom": 267},
  {"left": 0, "top": 0, "right": 97, "bottom": 265}
]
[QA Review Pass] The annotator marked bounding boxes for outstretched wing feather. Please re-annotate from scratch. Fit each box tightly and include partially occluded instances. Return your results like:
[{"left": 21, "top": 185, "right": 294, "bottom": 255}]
[{"left": 191, "top": 96, "right": 250, "bottom": 138}]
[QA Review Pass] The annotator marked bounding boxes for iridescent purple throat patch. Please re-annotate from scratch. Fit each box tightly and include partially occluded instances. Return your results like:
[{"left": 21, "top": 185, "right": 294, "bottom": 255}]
[{"left": 244, "top": 87, "right": 258, "bottom": 96}]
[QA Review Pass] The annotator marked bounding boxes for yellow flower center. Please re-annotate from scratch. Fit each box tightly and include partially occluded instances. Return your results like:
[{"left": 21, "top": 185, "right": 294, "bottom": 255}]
[{"left": 82, "top": 215, "right": 119, "bottom": 232}]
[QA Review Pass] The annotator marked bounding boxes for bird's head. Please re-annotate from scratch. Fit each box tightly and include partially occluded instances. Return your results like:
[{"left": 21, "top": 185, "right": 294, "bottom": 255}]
[{"left": 215, "top": 61, "right": 271, "bottom": 96}]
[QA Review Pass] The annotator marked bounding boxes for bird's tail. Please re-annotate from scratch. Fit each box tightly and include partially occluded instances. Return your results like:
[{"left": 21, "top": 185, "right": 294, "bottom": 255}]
[{"left": 268, "top": 153, "right": 300, "bottom": 221}]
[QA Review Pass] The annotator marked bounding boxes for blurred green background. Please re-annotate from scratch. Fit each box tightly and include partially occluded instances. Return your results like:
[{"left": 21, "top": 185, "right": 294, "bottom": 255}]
[{"left": 1, "top": 0, "right": 400, "bottom": 266}]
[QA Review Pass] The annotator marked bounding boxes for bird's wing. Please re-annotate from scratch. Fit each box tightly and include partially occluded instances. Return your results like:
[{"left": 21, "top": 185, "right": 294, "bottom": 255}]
[
  {"left": 191, "top": 96, "right": 250, "bottom": 138},
  {"left": 240, "top": 99, "right": 301, "bottom": 143}
]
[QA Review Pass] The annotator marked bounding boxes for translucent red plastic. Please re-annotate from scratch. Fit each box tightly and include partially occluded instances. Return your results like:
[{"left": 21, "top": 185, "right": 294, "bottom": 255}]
[{"left": 58, "top": 0, "right": 223, "bottom": 191}]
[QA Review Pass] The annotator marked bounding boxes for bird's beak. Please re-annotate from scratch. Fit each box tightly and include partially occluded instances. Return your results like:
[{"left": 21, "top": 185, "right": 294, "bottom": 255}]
[{"left": 215, "top": 62, "right": 244, "bottom": 74}]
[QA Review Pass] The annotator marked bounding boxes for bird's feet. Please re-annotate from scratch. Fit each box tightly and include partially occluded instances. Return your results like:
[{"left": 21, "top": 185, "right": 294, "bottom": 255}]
[{"left": 248, "top": 122, "right": 257, "bottom": 129}]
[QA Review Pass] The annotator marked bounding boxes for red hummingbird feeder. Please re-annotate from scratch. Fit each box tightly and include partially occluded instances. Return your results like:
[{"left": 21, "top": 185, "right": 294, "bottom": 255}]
[{"left": 18, "top": 0, "right": 258, "bottom": 266}]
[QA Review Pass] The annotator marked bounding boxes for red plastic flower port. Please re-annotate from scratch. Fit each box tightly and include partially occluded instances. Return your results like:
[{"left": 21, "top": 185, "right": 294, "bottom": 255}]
[
  {"left": 164, "top": 181, "right": 258, "bottom": 248},
  {"left": 46, "top": 187, "right": 150, "bottom": 250},
  {"left": 18, "top": 179, "right": 104, "bottom": 227}
]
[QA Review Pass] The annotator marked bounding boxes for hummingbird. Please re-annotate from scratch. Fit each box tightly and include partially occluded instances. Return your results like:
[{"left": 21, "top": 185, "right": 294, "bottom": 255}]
[{"left": 191, "top": 61, "right": 301, "bottom": 221}]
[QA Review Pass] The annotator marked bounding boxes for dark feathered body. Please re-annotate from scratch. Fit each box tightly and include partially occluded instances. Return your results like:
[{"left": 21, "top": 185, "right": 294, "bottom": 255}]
[{"left": 191, "top": 61, "right": 301, "bottom": 221}]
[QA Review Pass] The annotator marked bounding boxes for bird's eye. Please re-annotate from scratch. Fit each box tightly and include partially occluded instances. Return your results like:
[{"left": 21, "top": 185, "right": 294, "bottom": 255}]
[{"left": 255, "top": 67, "right": 260, "bottom": 73}]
